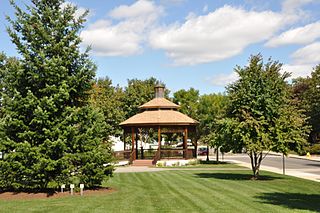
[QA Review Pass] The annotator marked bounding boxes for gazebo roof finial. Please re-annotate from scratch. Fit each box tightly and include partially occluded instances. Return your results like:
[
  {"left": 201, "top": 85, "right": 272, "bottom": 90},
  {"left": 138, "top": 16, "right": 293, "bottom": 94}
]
[{"left": 155, "top": 83, "right": 165, "bottom": 98}]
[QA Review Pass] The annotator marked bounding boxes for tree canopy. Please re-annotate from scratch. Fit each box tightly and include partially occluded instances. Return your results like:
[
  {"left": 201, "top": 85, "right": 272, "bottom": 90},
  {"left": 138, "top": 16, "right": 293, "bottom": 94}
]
[
  {"left": 292, "top": 65, "right": 320, "bottom": 144},
  {"left": 0, "top": 0, "right": 112, "bottom": 190},
  {"left": 90, "top": 77, "right": 125, "bottom": 137},
  {"left": 219, "top": 54, "right": 309, "bottom": 178},
  {"left": 123, "top": 77, "right": 167, "bottom": 119}
]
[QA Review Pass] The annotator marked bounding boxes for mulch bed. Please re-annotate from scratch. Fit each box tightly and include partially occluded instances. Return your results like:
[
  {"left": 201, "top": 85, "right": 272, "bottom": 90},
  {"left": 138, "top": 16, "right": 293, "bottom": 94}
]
[{"left": 0, "top": 187, "right": 116, "bottom": 200}]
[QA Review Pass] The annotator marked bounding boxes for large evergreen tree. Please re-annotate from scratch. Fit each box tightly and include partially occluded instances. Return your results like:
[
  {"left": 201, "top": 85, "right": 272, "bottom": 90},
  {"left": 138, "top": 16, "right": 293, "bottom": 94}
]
[
  {"left": 0, "top": 0, "right": 112, "bottom": 190},
  {"left": 220, "top": 54, "right": 309, "bottom": 179}
]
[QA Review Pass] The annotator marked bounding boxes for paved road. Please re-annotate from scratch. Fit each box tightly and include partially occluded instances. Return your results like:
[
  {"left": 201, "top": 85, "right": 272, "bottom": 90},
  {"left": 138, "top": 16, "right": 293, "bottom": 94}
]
[{"left": 223, "top": 154, "right": 320, "bottom": 181}]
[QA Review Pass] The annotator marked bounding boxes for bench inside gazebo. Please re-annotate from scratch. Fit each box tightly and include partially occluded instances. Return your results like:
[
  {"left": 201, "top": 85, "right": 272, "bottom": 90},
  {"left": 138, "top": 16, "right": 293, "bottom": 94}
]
[{"left": 119, "top": 85, "right": 198, "bottom": 166}]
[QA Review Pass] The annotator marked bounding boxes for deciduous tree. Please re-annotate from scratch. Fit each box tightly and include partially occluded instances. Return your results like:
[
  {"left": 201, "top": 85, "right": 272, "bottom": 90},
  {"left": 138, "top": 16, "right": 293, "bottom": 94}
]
[
  {"left": 90, "top": 77, "right": 125, "bottom": 137},
  {"left": 220, "top": 54, "right": 309, "bottom": 179}
]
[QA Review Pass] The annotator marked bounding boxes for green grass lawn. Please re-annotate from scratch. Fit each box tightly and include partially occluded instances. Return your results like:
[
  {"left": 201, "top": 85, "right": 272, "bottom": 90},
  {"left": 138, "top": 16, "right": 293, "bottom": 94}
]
[{"left": 0, "top": 169, "right": 319, "bottom": 213}]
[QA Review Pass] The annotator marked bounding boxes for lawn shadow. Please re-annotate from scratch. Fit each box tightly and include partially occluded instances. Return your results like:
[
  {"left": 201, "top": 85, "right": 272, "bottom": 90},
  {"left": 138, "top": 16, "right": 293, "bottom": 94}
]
[
  {"left": 0, "top": 188, "right": 56, "bottom": 197},
  {"left": 199, "top": 160, "right": 229, "bottom": 165},
  {"left": 256, "top": 192, "right": 320, "bottom": 212},
  {"left": 195, "top": 172, "right": 282, "bottom": 181}
]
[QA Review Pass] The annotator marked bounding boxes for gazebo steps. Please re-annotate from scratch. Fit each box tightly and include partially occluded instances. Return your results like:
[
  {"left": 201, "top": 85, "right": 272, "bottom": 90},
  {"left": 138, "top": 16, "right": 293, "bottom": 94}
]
[{"left": 132, "top": 159, "right": 154, "bottom": 166}]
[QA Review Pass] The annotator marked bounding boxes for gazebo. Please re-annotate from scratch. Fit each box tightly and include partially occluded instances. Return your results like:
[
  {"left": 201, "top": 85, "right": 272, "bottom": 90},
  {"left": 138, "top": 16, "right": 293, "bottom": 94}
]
[{"left": 119, "top": 85, "right": 198, "bottom": 165}]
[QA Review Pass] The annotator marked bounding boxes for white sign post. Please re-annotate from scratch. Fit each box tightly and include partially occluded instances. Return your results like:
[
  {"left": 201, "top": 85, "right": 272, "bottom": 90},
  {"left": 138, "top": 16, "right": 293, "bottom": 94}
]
[
  {"left": 80, "top": 184, "right": 84, "bottom": 196},
  {"left": 70, "top": 184, "right": 75, "bottom": 195},
  {"left": 61, "top": 184, "right": 65, "bottom": 193},
  {"left": 0, "top": 152, "right": 3, "bottom": 159}
]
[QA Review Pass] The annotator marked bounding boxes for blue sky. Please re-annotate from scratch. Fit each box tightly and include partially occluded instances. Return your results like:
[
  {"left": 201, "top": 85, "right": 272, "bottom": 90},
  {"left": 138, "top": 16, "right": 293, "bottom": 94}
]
[{"left": 1, "top": 0, "right": 320, "bottom": 94}]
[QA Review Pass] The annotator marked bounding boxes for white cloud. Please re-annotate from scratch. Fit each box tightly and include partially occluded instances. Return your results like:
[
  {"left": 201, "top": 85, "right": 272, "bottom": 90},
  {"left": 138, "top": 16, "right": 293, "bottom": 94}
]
[
  {"left": 208, "top": 72, "right": 239, "bottom": 87},
  {"left": 79, "top": 0, "right": 315, "bottom": 64},
  {"left": 109, "top": 0, "right": 163, "bottom": 19},
  {"left": 149, "top": 6, "right": 286, "bottom": 65},
  {"left": 282, "top": 42, "right": 320, "bottom": 79},
  {"left": 81, "top": 20, "right": 142, "bottom": 56},
  {"left": 81, "top": 0, "right": 163, "bottom": 56},
  {"left": 282, "top": 64, "right": 313, "bottom": 79},
  {"left": 291, "top": 42, "right": 320, "bottom": 64},
  {"left": 266, "top": 21, "right": 320, "bottom": 47},
  {"left": 61, "top": 1, "right": 92, "bottom": 20}
]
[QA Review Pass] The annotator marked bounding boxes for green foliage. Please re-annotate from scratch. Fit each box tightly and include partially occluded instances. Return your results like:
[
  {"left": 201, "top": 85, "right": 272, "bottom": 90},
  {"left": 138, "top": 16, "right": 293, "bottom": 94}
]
[
  {"left": 219, "top": 54, "right": 309, "bottom": 178},
  {"left": 173, "top": 88, "right": 200, "bottom": 119},
  {"left": 197, "top": 93, "right": 228, "bottom": 149},
  {"left": 292, "top": 65, "right": 320, "bottom": 144},
  {"left": 90, "top": 77, "right": 125, "bottom": 136},
  {"left": 0, "top": 0, "right": 113, "bottom": 190},
  {"left": 123, "top": 77, "right": 167, "bottom": 119},
  {"left": 173, "top": 88, "right": 200, "bottom": 142},
  {"left": 302, "top": 144, "right": 320, "bottom": 155}
]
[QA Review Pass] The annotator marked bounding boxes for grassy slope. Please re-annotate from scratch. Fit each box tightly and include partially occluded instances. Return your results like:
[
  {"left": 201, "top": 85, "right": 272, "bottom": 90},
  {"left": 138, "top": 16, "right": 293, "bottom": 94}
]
[{"left": 0, "top": 169, "right": 319, "bottom": 213}]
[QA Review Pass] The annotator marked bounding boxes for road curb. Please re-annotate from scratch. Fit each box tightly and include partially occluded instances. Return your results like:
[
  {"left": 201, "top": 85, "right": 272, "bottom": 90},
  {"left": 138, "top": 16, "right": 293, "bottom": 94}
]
[{"left": 268, "top": 152, "right": 320, "bottom": 162}]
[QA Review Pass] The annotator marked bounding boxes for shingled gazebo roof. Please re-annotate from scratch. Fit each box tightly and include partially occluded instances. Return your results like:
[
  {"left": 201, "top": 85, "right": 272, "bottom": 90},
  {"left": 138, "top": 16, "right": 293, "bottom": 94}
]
[
  {"left": 120, "top": 85, "right": 198, "bottom": 127},
  {"left": 139, "top": 98, "right": 179, "bottom": 109},
  {"left": 120, "top": 109, "right": 197, "bottom": 126}
]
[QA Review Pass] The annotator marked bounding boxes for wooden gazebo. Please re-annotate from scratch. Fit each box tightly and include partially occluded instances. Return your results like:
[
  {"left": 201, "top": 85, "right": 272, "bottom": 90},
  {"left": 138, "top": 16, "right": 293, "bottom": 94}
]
[{"left": 120, "top": 85, "right": 198, "bottom": 165}]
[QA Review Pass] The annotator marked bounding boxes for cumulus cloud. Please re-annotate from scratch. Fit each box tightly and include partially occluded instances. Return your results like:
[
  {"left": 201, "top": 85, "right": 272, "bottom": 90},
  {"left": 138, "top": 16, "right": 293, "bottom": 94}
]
[
  {"left": 266, "top": 21, "right": 320, "bottom": 47},
  {"left": 79, "top": 0, "right": 315, "bottom": 66},
  {"left": 208, "top": 72, "right": 239, "bottom": 87},
  {"left": 282, "top": 42, "right": 320, "bottom": 78},
  {"left": 291, "top": 42, "right": 320, "bottom": 64},
  {"left": 109, "top": 0, "right": 162, "bottom": 19},
  {"left": 282, "top": 64, "right": 314, "bottom": 79},
  {"left": 149, "top": 6, "right": 286, "bottom": 65},
  {"left": 61, "top": 1, "right": 91, "bottom": 20},
  {"left": 81, "top": 0, "right": 163, "bottom": 56}
]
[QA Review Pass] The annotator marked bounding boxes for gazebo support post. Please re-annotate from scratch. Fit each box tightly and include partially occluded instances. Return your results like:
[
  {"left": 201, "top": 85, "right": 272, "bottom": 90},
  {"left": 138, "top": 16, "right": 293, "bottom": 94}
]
[
  {"left": 183, "top": 127, "right": 188, "bottom": 159},
  {"left": 135, "top": 132, "right": 139, "bottom": 159},
  {"left": 131, "top": 127, "right": 135, "bottom": 162},
  {"left": 158, "top": 126, "right": 161, "bottom": 159},
  {"left": 123, "top": 132, "right": 126, "bottom": 151}
]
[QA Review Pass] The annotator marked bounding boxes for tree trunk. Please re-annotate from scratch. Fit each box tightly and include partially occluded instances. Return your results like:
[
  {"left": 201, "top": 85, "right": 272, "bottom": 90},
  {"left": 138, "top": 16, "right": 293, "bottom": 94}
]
[
  {"left": 249, "top": 151, "right": 263, "bottom": 179},
  {"left": 216, "top": 146, "right": 219, "bottom": 162}
]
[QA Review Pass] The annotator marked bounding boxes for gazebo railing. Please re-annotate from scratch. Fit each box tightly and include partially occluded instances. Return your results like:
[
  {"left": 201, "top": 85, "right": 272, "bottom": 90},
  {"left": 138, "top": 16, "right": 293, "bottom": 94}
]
[
  {"left": 160, "top": 148, "right": 184, "bottom": 159},
  {"left": 161, "top": 148, "right": 196, "bottom": 159},
  {"left": 114, "top": 148, "right": 196, "bottom": 163},
  {"left": 113, "top": 150, "right": 131, "bottom": 161}
]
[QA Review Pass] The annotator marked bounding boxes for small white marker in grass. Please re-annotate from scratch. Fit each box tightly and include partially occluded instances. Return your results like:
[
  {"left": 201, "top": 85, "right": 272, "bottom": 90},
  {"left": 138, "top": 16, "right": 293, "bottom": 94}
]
[
  {"left": 70, "top": 184, "right": 75, "bottom": 195},
  {"left": 80, "top": 184, "right": 84, "bottom": 196}
]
